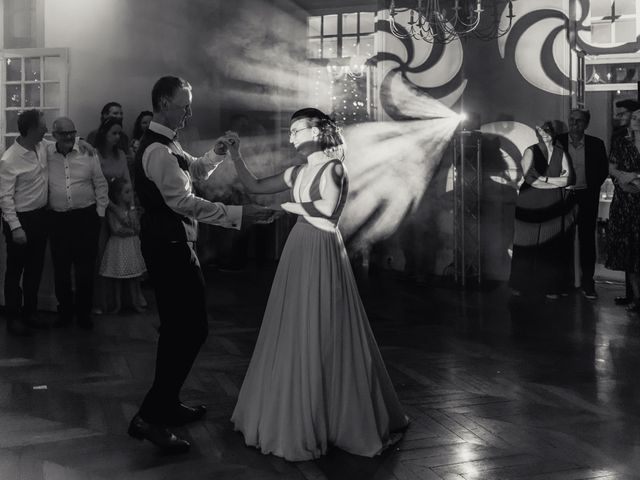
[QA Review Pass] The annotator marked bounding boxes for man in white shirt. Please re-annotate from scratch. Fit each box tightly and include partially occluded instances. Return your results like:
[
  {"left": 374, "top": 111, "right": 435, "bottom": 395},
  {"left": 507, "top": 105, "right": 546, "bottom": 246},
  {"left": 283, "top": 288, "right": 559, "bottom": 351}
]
[
  {"left": 48, "top": 117, "right": 109, "bottom": 329},
  {"left": 0, "top": 109, "right": 49, "bottom": 335},
  {"left": 127, "top": 76, "right": 274, "bottom": 453}
]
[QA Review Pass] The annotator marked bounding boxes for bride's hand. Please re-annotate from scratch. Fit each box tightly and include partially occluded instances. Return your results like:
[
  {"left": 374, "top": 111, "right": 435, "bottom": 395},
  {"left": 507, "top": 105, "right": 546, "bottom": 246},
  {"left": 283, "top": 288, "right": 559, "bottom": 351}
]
[{"left": 222, "top": 131, "right": 241, "bottom": 157}]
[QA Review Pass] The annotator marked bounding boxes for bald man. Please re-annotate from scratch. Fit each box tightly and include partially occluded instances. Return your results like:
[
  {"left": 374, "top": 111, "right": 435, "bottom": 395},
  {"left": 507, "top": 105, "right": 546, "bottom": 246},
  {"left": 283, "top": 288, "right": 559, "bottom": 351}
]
[{"left": 47, "top": 117, "right": 109, "bottom": 328}]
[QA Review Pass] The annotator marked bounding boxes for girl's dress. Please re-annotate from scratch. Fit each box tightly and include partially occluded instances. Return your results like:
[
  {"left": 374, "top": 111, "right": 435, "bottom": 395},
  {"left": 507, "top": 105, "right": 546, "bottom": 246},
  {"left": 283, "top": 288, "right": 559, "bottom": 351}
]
[
  {"left": 100, "top": 206, "right": 146, "bottom": 279},
  {"left": 231, "top": 158, "right": 409, "bottom": 462}
]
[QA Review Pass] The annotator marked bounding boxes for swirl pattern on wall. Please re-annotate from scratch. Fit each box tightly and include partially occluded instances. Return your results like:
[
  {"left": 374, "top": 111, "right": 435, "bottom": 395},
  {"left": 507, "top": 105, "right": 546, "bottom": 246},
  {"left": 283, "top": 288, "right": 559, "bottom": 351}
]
[{"left": 374, "top": 9, "right": 467, "bottom": 119}]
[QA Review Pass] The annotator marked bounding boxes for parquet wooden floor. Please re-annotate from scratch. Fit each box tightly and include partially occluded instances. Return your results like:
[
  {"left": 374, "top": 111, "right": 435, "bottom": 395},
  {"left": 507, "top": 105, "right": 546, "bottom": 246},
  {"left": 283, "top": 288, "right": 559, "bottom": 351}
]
[{"left": 1, "top": 264, "right": 639, "bottom": 479}]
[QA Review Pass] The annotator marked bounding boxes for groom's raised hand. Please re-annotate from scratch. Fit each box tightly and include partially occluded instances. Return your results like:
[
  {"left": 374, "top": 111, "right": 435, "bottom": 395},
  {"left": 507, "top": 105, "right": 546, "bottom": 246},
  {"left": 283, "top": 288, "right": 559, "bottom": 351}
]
[{"left": 242, "top": 204, "right": 277, "bottom": 226}]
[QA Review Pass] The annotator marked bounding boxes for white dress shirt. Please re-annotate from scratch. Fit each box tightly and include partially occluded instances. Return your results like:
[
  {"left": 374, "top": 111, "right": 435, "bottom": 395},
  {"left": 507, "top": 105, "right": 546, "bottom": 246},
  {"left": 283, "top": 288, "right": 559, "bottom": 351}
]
[
  {"left": 142, "top": 121, "right": 242, "bottom": 237},
  {"left": 47, "top": 143, "right": 109, "bottom": 217},
  {"left": 0, "top": 139, "right": 49, "bottom": 230}
]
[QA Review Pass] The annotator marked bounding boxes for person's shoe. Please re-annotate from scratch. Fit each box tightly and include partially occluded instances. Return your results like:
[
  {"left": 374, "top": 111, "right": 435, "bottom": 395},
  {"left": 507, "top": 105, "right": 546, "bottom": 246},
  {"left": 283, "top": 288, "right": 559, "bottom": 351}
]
[
  {"left": 127, "top": 414, "right": 190, "bottom": 453},
  {"left": 615, "top": 296, "right": 632, "bottom": 305},
  {"left": 582, "top": 288, "right": 598, "bottom": 300},
  {"left": 6, "top": 317, "right": 33, "bottom": 336},
  {"left": 53, "top": 313, "right": 73, "bottom": 328},
  {"left": 545, "top": 293, "right": 559, "bottom": 300},
  {"left": 77, "top": 316, "right": 94, "bottom": 330},
  {"left": 626, "top": 303, "right": 640, "bottom": 313},
  {"left": 24, "top": 313, "right": 50, "bottom": 329},
  {"left": 166, "top": 403, "right": 207, "bottom": 426}
]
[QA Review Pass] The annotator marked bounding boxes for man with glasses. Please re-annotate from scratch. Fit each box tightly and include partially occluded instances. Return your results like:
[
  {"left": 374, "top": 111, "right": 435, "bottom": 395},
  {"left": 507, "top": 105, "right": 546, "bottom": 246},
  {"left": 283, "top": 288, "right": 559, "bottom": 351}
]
[
  {"left": 47, "top": 117, "right": 108, "bottom": 329},
  {"left": 558, "top": 109, "right": 608, "bottom": 299}
]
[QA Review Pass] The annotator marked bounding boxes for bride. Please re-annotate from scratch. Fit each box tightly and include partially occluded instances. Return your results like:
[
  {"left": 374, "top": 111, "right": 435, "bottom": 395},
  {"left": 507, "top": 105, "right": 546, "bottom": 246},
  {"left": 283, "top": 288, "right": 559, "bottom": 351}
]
[{"left": 228, "top": 108, "right": 408, "bottom": 461}]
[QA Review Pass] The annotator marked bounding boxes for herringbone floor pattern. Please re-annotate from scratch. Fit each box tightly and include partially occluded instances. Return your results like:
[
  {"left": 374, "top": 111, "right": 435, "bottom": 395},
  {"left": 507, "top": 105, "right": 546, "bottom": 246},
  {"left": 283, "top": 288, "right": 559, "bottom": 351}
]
[{"left": 1, "top": 265, "right": 639, "bottom": 479}]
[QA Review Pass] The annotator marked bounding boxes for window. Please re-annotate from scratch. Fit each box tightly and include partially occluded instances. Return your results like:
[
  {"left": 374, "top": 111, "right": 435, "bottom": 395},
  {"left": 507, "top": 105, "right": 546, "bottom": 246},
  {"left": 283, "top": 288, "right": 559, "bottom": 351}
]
[
  {"left": 307, "top": 11, "right": 376, "bottom": 60},
  {"left": 1, "top": 49, "right": 69, "bottom": 152},
  {"left": 589, "top": 0, "right": 638, "bottom": 45},
  {"left": 2, "top": 0, "right": 44, "bottom": 49}
]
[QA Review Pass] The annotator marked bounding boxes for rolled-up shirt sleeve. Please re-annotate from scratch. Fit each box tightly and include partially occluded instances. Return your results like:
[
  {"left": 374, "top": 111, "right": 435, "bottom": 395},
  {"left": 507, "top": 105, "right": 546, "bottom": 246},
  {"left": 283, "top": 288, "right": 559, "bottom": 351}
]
[
  {"left": 0, "top": 159, "right": 19, "bottom": 230},
  {"left": 143, "top": 145, "right": 242, "bottom": 229},
  {"left": 183, "top": 149, "right": 225, "bottom": 182}
]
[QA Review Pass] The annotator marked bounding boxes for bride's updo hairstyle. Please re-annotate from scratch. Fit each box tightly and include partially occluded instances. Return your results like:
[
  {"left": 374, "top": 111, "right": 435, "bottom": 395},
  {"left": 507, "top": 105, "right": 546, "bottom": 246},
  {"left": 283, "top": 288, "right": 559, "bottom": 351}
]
[{"left": 291, "top": 108, "right": 345, "bottom": 161}]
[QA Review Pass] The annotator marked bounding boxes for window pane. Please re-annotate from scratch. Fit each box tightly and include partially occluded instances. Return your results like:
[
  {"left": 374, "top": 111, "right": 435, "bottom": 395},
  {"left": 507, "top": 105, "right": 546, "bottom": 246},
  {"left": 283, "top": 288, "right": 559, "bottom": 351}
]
[
  {"left": 6, "top": 85, "right": 21, "bottom": 107},
  {"left": 360, "top": 12, "right": 375, "bottom": 33},
  {"left": 615, "top": 19, "right": 636, "bottom": 43},
  {"left": 360, "top": 34, "right": 375, "bottom": 57},
  {"left": 616, "top": 0, "right": 636, "bottom": 15},
  {"left": 307, "top": 38, "right": 322, "bottom": 59},
  {"left": 343, "top": 13, "right": 358, "bottom": 34},
  {"left": 42, "top": 109, "right": 59, "bottom": 129},
  {"left": 25, "top": 83, "right": 41, "bottom": 107},
  {"left": 25, "top": 57, "right": 40, "bottom": 81},
  {"left": 323, "top": 14, "right": 337, "bottom": 35},
  {"left": 591, "top": 1, "right": 613, "bottom": 17},
  {"left": 43, "top": 83, "right": 60, "bottom": 107},
  {"left": 44, "top": 56, "right": 63, "bottom": 81},
  {"left": 322, "top": 37, "right": 338, "bottom": 58},
  {"left": 342, "top": 37, "right": 358, "bottom": 57},
  {"left": 591, "top": 22, "right": 612, "bottom": 43},
  {"left": 308, "top": 16, "right": 321, "bottom": 37},
  {"left": 6, "top": 57, "right": 21, "bottom": 81},
  {"left": 6, "top": 111, "right": 19, "bottom": 133}
]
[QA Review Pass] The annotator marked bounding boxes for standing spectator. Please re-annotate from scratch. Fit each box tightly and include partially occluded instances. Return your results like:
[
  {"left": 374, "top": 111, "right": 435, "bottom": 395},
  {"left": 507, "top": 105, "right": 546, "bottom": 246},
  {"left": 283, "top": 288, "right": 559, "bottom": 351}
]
[
  {"left": 94, "top": 117, "right": 131, "bottom": 313},
  {"left": 558, "top": 109, "right": 608, "bottom": 299},
  {"left": 509, "top": 122, "right": 573, "bottom": 299},
  {"left": 0, "top": 109, "right": 49, "bottom": 335},
  {"left": 130, "top": 111, "right": 153, "bottom": 156},
  {"left": 48, "top": 117, "right": 109, "bottom": 329},
  {"left": 606, "top": 108, "right": 640, "bottom": 312},
  {"left": 99, "top": 177, "right": 146, "bottom": 313},
  {"left": 610, "top": 99, "right": 640, "bottom": 305},
  {"left": 87, "top": 102, "right": 130, "bottom": 155}
]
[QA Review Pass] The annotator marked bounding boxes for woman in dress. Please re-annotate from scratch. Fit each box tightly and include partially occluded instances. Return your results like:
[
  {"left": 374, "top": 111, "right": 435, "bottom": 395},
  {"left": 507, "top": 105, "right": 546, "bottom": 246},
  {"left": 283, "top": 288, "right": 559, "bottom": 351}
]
[
  {"left": 606, "top": 108, "right": 640, "bottom": 311},
  {"left": 130, "top": 110, "right": 153, "bottom": 157},
  {"left": 509, "top": 122, "right": 573, "bottom": 299},
  {"left": 94, "top": 117, "right": 132, "bottom": 313},
  {"left": 229, "top": 108, "right": 408, "bottom": 461}
]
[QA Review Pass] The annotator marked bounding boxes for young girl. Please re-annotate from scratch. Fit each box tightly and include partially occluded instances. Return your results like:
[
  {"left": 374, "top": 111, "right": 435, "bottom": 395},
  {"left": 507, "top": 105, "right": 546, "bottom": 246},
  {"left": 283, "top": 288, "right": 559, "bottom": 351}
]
[{"left": 100, "top": 178, "right": 147, "bottom": 313}]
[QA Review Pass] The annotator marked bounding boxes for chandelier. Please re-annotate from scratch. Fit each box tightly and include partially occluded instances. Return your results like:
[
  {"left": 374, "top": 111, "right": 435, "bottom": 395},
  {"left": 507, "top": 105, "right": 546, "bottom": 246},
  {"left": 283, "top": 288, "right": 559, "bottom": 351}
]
[{"left": 388, "top": 0, "right": 515, "bottom": 44}]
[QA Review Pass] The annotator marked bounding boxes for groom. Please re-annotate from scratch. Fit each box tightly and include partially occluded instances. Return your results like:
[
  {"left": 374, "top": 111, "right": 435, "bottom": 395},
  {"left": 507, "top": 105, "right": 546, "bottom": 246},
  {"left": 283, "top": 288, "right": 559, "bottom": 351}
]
[{"left": 128, "top": 76, "right": 273, "bottom": 453}]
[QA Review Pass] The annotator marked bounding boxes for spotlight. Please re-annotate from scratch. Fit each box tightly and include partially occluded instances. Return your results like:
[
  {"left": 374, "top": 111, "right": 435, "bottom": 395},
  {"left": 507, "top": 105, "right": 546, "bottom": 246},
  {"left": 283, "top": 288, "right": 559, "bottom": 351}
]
[{"left": 458, "top": 112, "right": 468, "bottom": 122}]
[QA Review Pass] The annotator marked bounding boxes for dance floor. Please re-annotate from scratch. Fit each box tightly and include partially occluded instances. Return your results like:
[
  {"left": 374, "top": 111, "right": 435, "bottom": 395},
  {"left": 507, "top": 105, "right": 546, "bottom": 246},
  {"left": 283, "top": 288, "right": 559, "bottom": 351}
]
[{"left": 1, "top": 262, "right": 639, "bottom": 479}]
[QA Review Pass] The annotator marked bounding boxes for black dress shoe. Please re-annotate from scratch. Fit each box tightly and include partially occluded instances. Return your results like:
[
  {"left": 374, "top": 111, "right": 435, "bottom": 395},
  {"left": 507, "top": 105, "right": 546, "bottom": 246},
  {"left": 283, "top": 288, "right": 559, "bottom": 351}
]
[
  {"left": 53, "top": 314, "right": 73, "bottom": 328},
  {"left": 127, "top": 414, "right": 190, "bottom": 453},
  {"left": 24, "top": 313, "right": 50, "bottom": 329},
  {"left": 77, "top": 316, "right": 94, "bottom": 330},
  {"left": 615, "top": 296, "right": 632, "bottom": 305},
  {"left": 6, "top": 317, "right": 33, "bottom": 336},
  {"left": 166, "top": 403, "right": 207, "bottom": 426}
]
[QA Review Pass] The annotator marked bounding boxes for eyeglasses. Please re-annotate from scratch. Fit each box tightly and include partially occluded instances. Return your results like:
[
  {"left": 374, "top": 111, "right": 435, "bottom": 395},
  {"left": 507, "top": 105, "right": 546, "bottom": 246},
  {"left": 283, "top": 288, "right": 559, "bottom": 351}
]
[
  {"left": 289, "top": 127, "right": 312, "bottom": 139},
  {"left": 54, "top": 130, "right": 77, "bottom": 137}
]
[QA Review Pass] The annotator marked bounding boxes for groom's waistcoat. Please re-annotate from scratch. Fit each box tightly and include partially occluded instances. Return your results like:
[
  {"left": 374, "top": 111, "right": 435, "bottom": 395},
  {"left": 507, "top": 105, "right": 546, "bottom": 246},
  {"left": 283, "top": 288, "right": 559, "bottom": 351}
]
[{"left": 134, "top": 130, "right": 198, "bottom": 243}]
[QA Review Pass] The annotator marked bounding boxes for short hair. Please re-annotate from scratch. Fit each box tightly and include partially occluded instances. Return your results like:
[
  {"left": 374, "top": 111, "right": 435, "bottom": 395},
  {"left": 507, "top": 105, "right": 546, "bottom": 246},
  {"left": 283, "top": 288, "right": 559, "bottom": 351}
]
[
  {"left": 100, "top": 102, "right": 122, "bottom": 119},
  {"left": 538, "top": 121, "right": 556, "bottom": 138},
  {"left": 17, "top": 109, "right": 42, "bottom": 137},
  {"left": 570, "top": 108, "right": 590, "bottom": 124},
  {"left": 615, "top": 99, "right": 640, "bottom": 112},
  {"left": 151, "top": 76, "right": 191, "bottom": 112}
]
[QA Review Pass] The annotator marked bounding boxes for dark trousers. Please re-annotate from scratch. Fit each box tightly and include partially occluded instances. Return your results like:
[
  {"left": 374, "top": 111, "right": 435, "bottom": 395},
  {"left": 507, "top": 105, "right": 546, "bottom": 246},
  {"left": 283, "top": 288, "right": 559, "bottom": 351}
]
[
  {"left": 49, "top": 206, "right": 101, "bottom": 319},
  {"left": 574, "top": 188, "right": 600, "bottom": 289},
  {"left": 138, "top": 240, "right": 209, "bottom": 423},
  {"left": 2, "top": 208, "right": 48, "bottom": 318}
]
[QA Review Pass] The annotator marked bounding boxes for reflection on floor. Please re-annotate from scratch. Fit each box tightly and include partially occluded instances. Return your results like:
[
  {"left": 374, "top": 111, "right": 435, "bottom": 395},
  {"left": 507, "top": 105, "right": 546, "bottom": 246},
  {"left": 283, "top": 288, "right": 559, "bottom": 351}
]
[{"left": 0, "top": 262, "right": 639, "bottom": 480}]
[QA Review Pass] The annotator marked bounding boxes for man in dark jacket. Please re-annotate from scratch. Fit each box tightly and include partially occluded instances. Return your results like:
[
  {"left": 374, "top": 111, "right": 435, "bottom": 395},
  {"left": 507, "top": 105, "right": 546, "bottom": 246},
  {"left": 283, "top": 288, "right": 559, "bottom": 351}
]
[{"left": 558, "top": 109, "right": 608, "bottom": 299}]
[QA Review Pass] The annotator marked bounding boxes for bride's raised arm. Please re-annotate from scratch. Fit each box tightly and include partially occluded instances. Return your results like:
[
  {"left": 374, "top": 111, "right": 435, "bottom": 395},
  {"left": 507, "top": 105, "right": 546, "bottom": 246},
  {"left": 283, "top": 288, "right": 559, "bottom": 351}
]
[{"left": 225, "top": 133, "right": 291, "bottom": 194}]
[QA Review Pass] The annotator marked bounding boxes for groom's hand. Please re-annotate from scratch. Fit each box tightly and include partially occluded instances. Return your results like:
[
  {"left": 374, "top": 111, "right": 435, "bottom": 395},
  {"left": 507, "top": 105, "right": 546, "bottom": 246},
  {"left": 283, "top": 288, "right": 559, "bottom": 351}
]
[{"left": 242, "top": 204, "right": 276, "bottom": 225}]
